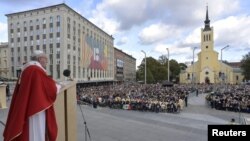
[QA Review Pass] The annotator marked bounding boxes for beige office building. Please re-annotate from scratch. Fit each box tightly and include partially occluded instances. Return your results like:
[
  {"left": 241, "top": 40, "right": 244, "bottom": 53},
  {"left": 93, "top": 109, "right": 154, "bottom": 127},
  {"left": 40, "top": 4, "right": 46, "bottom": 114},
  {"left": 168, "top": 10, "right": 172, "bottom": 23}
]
[
  {"left": 0, "top": 42, "right": 10, "bottom": 79},
  {"left": 114, "top": 48, "right": 136, "bottom": 82},
  {"left": 6, "top": 3, "right": 114, "bottom": 82}
]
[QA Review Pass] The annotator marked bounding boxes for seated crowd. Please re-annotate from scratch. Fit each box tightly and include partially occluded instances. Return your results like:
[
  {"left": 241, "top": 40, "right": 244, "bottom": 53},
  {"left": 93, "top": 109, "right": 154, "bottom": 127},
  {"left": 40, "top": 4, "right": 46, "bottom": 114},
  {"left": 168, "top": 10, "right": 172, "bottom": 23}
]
[
  {"left": 77, "top": 83, "right": 192, "bottom": 113},
  {"left": 206, "top": 84, "right": 250, "bottom": 113}
]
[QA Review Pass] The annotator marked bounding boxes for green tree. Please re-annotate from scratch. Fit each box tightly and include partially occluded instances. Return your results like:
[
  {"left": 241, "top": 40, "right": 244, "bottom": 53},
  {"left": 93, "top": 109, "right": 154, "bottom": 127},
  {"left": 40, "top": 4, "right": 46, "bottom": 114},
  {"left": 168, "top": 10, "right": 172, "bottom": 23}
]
[
  {"left": 158, "top": 55, "right": 168, "bottom": 65},
  {"left": 241, "top": 52, "right": 250, "bottom": 80},
  {"left": 169, "top": 59, "right": 180, "bottom": 82},
  {"left": 136, "top": 55, "right": 185, "bottom": 83},
  {"left": 179, "top": 63, "right": 187, "bottom": 70}
]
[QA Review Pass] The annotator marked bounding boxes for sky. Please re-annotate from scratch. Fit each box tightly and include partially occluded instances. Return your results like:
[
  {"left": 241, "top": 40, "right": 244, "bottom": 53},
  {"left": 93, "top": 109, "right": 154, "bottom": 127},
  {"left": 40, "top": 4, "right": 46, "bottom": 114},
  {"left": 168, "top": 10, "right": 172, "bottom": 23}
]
[{"left": 0, "top": 0, "right": 250, "bottom": 68}]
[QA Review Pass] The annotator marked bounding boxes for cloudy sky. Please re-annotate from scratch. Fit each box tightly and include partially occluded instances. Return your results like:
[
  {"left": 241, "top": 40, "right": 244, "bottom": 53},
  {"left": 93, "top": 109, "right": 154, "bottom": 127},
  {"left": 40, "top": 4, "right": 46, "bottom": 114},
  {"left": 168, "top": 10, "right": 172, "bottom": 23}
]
[{"left": 0, "top": 0, "right": 250, "bottom": 68}]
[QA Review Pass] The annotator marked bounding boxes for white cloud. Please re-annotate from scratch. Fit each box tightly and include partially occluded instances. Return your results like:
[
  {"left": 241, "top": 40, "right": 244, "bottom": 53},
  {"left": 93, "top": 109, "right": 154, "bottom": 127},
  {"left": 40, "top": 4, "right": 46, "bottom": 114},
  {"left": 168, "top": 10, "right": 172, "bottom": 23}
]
[
  {"left": 182, "top": 28, "right": 201, "bottom": 46},
  {"left": 213, "top": 15, "right": 250, "bottom": 49},
  {"left": 89, "top": 11, "right": 120, "bottom": 35},
  {"left": 0, "top": 22, "right": 8, "bottom": 42},
  {"left": 95, "top": 0, "right": 149, "bottom": 30},
  {"left": 154, "top": 43, "right": 191, "bottom": 56},
  {"left": 138, "top": 23, "right": 182, "bottom": 45},
  {"left": 116, "top": 37, "right": 128, "bottom": 46}
]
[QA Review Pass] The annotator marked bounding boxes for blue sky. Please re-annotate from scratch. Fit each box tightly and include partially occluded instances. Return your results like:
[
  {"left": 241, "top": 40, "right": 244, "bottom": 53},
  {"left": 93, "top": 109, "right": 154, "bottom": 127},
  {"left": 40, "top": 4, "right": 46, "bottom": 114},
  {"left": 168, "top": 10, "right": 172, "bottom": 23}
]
[{"left": 1, "top": 0, "right": 250, "bottom": 68}]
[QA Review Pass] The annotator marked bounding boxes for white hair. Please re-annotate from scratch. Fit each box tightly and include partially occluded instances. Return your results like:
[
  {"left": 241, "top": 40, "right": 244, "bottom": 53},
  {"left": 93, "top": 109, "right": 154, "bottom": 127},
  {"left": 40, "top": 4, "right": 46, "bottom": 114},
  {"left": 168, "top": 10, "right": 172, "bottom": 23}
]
[{"left": 31, "top": 50, "right": 46, "bottom": 61}]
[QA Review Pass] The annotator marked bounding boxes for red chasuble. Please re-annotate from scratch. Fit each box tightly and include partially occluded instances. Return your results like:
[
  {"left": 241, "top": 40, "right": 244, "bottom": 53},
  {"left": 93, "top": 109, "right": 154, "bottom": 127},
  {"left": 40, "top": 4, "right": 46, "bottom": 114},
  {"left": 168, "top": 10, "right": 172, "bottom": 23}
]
[{"left": 3, "top": 65, "right": 58, "bottom": 141}]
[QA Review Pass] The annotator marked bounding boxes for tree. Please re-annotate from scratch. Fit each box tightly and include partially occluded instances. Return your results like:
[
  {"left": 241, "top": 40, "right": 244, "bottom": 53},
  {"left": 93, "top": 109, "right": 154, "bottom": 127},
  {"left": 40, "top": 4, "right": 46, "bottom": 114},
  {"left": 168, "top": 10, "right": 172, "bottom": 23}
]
[
  {"left": 136, "top": 57, "right": 166, "bottom": 83},
  {"left": 169, "top": 59, "right": 180, "bottom": 82},
  {"left": 241, "top": 52, "right": 250, "bottom": 80},
  {"left": 179, "top": 63, "right": 187, "bottom": 70},
  {"left": 158, "top": 55, "right": 168, "bottom": 65},
  {"left": 136, "top": 55, "right": 184, "bottom": 83}
]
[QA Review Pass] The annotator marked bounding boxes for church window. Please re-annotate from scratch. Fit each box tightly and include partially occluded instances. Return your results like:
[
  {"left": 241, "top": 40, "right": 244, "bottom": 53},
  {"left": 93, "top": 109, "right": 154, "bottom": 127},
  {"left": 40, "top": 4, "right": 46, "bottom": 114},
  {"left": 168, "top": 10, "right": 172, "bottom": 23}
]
[
  {"left": 236, "top": 75, "right": 239, "bottom": 80},
  {"left": 209, "top": 35, "right": 211, "bottom": 41},
  {"left": 206, "top": 46, "right": 208, "bottom": 49},
  {"left": 187, "top": 73, "right": 190, "bottom": 79},
  {"left": 205, "top": 71, "right": 209, "bottom": 75},
  {"left": 204, "top": 35, "right": 205, "bottom": 41}
]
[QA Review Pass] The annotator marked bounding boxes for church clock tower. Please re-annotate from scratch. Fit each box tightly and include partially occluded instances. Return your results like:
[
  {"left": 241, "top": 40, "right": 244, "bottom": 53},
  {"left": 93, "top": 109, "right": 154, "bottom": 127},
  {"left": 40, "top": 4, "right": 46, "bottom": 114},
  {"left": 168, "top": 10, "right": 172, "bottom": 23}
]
[{"left": 197, "top": 6, "right": 220, "bottom": 83}]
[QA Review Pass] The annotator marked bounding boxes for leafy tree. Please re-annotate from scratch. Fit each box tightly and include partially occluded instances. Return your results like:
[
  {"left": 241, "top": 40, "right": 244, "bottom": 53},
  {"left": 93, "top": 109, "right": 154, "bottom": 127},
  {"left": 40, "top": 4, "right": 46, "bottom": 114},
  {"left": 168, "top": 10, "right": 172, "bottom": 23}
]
[
  {"left": 136, "top": 55, "right": 184, "bottom": 83},
  {"left": 169, "top": 59, "right": 180, "bottom": 82},
  {"left": 179, "top": 63, "right": 187, "bottom": 70},
  {"left": 158, "top": 55, "right": 168, "bottom": 65},
  {"left": 147, "top": 68, "right": 155, "bottom": 83},
  {"left": 241, "top": 52, "right": 250, "bottom": 80}
]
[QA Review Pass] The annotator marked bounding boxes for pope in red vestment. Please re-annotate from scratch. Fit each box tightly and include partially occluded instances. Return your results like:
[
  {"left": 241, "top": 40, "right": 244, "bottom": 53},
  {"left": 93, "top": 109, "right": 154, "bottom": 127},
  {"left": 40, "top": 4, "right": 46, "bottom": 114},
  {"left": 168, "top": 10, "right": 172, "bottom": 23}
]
[{"left": 3, "top": 63, "right": 58, "bottom": 141}]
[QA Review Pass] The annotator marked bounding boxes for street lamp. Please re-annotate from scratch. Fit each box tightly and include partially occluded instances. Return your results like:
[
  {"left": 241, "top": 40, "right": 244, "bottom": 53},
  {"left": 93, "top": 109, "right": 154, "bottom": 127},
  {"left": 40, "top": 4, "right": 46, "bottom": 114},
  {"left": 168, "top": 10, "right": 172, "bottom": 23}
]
[
  {"left": 220, "top": 45, "right": 230, "bottom": 83},
  {"left": 166, "top": 48, "right": 170, "bottom": 82},
  {"left": 141, "top": 50, "right": 146, "bottom": 84},
  {"left": 192, "top": 47, "right": 198, "bottom": 85}
]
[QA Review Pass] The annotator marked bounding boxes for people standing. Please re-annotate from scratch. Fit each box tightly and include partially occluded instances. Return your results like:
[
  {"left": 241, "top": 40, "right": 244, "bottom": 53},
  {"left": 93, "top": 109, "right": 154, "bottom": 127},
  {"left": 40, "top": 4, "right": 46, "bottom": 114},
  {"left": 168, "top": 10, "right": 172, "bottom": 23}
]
[
  {"left": 229, "top": 118, "right": 237, "bottom": 125},
  {"left": 3, "top": 50, "right": 61, "bottom": 141},
  {"left": 185, "top": 92, "right": 188, "bottom": 107},
  {"left": 5, "top": 84, "right": 10, "bottom": 101}
]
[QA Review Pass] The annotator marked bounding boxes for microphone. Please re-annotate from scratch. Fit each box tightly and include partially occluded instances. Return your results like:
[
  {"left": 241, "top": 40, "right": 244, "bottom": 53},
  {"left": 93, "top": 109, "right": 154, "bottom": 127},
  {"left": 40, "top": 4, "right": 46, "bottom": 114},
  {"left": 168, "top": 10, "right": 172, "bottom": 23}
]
[{"left": 63, "top": 69, "right": 73, "bottom": 81}]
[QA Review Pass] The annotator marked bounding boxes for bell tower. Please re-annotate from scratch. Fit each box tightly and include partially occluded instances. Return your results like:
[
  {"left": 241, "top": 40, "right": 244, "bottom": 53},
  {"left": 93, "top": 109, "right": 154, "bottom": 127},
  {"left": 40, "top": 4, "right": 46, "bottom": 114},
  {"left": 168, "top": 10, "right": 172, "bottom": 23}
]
[{"left": 197, "top": 6, "right": 220, "bottom": 83}]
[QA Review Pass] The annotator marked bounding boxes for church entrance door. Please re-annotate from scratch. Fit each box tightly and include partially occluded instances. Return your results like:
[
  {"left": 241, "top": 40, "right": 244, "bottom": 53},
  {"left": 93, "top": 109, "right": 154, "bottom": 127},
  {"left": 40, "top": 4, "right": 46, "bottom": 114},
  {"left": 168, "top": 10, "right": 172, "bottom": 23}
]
[{"left": 205, "top": 77, "right": 210, "bottom": 84}]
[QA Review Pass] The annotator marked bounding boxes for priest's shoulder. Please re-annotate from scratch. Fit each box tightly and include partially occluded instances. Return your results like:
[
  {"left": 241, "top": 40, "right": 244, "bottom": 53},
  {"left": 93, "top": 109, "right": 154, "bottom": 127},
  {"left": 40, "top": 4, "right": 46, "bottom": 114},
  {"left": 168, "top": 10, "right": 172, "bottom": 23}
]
[{"left": 25, "top": 65, "right": 44, "bottom": 72}]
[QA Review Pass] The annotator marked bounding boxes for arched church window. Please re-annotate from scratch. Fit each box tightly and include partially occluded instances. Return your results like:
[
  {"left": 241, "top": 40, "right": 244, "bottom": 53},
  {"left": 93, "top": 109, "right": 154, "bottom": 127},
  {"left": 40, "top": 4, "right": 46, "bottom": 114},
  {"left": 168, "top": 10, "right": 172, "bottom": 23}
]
[
  {"left": 209, "top": 35, "right": 211, "bottom": 41},
  {"left": 205, "top": 71, "right": 209, "bottom": 75},
  {"left": 204, "top": 35, "right": 205, "bottom": 41},
  {"left": 187, "top": 73, "right": 190, "bottom": 79},
  {"left": 206, "top": 46, "right": 208, "bottom": 49},
  {"left": 236, "top": 75, "right": 239, "bottom": 80}
]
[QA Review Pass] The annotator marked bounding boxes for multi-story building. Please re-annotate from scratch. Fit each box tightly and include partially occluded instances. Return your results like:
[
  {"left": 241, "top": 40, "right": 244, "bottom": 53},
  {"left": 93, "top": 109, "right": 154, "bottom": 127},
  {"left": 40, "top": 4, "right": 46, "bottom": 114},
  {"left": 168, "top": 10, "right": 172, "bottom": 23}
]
[
  {"left": 114, "top": 48, "right": 136, "bottom": 82},
  {"left": 0, "top": 42, "right": 10, "bottom": 79},
  {"left": 6, "top": 3, "right": 114, "bottom": 82}
]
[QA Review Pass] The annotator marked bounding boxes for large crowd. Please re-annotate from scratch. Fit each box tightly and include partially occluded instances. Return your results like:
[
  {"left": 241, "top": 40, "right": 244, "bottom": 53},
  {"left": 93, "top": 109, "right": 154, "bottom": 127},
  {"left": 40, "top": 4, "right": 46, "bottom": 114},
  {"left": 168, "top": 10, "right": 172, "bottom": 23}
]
[
  {"left": 205, "top": 84, "right": 250, "bottom": 113},
  {"left": 77, "top": 83, "right": 193, "bottom": 113},
  {"left": 77, "top": 83, "right": 250, "bottom": 114}
]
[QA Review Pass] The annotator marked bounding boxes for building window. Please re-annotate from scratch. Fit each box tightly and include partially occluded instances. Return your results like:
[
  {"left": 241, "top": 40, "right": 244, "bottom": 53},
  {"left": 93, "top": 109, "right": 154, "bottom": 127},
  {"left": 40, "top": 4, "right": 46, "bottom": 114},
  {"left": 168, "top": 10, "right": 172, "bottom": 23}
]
[
  {"left": 50, "top": 27, "right": 53, "bottom": 33},
  {"left": 236, "top": 75, "right": 239, "bottom": 80},
  {"left": 206, "top": 46, "right": 208, "bottom": 49},
  {"left": 56, "top": 37, "right": 60, "bottom": 43},
  {"left": 43, "top": 45, "right": 46, "bottom": 53},
  {"left": 50, "top": 17, "right": 53, "bottom": 23},
  {"left": 57, "top": 27, "right": 60, "bottom": 32},
  {"left": 50, "top": 46, "right": 53, "bottom": 54},
  {"left": 205, "top": 71, "right": 209, "bottom": 75},
  {"left": 43, "top": 18, "right": 46, "bottom": 24},
  {"left": 57, "top": 15, "right": 60, "bottom": 22},
  {"left": 43, "top": 29, "right": 46, "bottom": 34},
  {"left": 57, "top": 65, "right": 60, "bottom": 79}
]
